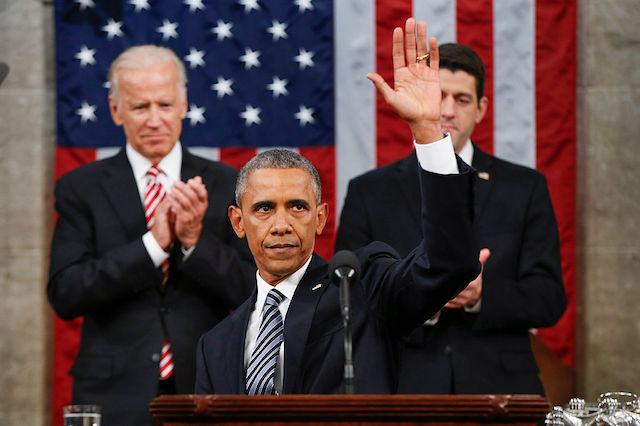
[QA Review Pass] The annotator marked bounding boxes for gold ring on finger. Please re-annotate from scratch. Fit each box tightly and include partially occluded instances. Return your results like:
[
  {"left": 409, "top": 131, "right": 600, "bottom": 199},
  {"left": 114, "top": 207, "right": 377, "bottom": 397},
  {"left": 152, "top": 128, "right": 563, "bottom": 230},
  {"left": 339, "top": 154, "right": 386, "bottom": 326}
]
[{"left": 416, "top": 53, "right": 430, "bottom": 63}]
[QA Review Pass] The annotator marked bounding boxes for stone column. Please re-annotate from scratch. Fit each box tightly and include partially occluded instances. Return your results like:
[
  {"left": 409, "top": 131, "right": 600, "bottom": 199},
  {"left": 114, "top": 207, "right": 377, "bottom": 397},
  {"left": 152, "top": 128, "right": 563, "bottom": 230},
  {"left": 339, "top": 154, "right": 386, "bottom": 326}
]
[
  {"left": 0, "top": 0, "right": 55, "bottom": 424},
  {"left": 577, "top": 0, "right": 640, "bottom": 400}
]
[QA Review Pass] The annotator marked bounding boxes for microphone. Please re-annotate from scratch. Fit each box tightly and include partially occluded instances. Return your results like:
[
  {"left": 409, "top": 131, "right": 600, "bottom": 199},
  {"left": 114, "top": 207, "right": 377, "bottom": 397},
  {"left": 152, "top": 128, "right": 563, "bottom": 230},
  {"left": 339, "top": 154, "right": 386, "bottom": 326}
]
[
  {"left": 0, "top": 63, "right": 9, "bottom": 87},
  {"left": 329, "top": 249, "right": 360, "bottom": 286},
  {"left": 329, "top": 250, "right": 361, "bottom": 394}
]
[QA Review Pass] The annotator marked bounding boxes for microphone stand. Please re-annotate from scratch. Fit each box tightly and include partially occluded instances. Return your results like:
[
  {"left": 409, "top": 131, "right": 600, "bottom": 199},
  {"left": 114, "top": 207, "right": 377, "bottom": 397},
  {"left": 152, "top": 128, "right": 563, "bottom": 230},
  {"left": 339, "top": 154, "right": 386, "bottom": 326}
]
[{"left": 335, "top": 267, "right": 355, "bottom": 394}]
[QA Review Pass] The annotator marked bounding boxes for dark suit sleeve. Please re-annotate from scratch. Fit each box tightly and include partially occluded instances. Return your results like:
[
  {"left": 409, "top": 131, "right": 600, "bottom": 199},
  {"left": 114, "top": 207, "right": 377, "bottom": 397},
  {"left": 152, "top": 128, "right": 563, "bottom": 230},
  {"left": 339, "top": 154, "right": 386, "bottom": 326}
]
[
  {"left": 361, "top": 165, "right": 479, "bottom": 335},
  {"left": 335, "top": 178, "right": 373, "bottom": 252},
  {"left": 47, "top": 174, "right": 161, "bottom": 320},
  {"left": 475, "top": 173, "right": 566, "bottom": 330}
]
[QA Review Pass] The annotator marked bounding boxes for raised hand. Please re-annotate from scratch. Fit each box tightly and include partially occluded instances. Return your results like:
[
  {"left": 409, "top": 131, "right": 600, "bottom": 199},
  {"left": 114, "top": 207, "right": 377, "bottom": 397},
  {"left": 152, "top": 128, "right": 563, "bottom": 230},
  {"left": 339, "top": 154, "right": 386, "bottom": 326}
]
[
  {"left": 167, "top": 176, "right": 208, "bottom": 249},
  {"left": 366, "top": 17, "right": 442, "bottom": 144}
]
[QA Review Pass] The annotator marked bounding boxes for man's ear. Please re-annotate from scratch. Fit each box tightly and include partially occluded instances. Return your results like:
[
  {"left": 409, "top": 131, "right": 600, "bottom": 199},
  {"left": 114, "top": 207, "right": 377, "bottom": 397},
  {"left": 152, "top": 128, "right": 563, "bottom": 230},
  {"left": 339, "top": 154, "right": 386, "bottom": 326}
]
[
  {"left": 108, "top": 94, "right": 123, "bottom": 126},
  {"left": 228, "top": 205, "right": 246, "bottom": 238},
  {"left": 315, "top": 202, "right": 328, "bottom": 235},
  {"left": 179, "top": 88, "right": 188, "bottom": 119},
  {"left": 476, "top": 96, "right": 489, "bottom": 124}
]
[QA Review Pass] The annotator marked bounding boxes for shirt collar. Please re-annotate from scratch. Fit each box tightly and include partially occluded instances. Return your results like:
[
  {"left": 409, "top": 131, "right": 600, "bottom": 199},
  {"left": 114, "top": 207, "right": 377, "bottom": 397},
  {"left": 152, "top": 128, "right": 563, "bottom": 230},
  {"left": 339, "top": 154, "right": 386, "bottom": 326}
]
[
  {"left": 126, "top": 141, "right": 183, "bottom": 183},
  {"left": 255, "top": 255, "right": 314, "bottom": 304},
  {"left": 458, "top": 139, "right": 474, "bottom": 166}
]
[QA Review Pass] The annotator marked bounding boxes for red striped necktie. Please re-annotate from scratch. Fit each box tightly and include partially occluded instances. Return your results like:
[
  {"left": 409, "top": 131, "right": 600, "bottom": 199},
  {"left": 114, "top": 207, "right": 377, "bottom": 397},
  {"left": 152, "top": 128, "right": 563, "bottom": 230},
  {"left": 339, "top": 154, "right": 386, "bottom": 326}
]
[{"left": 144, "top": 165, "right": 174, "bottom": 380}]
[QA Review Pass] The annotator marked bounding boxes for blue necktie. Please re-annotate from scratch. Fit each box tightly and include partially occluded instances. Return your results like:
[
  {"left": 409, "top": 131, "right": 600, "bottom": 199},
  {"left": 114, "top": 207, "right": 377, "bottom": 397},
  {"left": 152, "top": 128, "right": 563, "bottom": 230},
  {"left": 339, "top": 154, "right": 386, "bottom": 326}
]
[{"left": 246, "top": 288, "right": 285, "bottom": 395}]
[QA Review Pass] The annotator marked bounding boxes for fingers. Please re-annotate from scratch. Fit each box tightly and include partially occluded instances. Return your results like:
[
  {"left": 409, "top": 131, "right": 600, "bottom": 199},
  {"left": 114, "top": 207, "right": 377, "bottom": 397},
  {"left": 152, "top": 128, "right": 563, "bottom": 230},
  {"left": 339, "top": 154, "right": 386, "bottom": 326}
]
[
  {"left": 428, "top": 36, "right": 439, "bottom": 71},
  {"left": 384, "top": 17, "right": 438, "bottom": 73},
  {"left": 168, "top": 177, "right": 208, "bottom": 248},
  {"left": 189, "top": 177, "right": 208, "bottom": 203},
  {"left": 416, "top": 21, "right": 428, "bottom": 60},
  {"left": 168, "top": 177, "right": 208, "bottom": 219},
  {"left": 479, "top": 248, "right": 491, "bottom": 268},
  {"left": 392, "top": 27, "right": 406, "bottom": 70},
  {"left": 366, "top": 72, "right": 394, "bottom": 102},
  {"left": 404, "top": 18, "right": 417, "bottom": 66},
  {"left": 150, "top": 199, "right": 174, "bottom": 250}
]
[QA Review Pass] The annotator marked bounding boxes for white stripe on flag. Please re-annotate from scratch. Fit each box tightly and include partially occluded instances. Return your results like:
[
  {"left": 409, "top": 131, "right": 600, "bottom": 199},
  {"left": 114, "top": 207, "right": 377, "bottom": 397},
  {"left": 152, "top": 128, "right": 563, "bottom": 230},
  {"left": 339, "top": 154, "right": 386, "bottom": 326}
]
[
  {"left": 257, "top": 147, "right": 299, "bottom": 155},
  {"left": 335, "top": 0, "right": 376, "bottom": 219},
  {"left": 96, "top": 147, "right": 120, "bottom": 160},
  {"left": 413, "top": 0, "right": 457, "bottom": 44},
  {"left": 189, "top": 147, "right": 221, "bottom": 162},
  {"left": 98, "top": 147, "right": 222, "bottom": 162},
  {"left": 493, "top": 0, "right": 536, "bottom": 168}
]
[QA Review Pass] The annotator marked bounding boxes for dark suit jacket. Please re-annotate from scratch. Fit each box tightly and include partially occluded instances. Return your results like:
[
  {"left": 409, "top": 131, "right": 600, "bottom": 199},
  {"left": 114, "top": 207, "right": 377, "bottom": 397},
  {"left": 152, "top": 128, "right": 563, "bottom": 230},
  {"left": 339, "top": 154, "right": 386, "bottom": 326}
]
[
  {"left": 47, "top": 148, "right": 255, "bottom": 425},
  {"left": 335, "top": 145, "right": 566, "bottom": 394},
  {"left": 195, "top": 164, "right": 479, "bottom": 395}
]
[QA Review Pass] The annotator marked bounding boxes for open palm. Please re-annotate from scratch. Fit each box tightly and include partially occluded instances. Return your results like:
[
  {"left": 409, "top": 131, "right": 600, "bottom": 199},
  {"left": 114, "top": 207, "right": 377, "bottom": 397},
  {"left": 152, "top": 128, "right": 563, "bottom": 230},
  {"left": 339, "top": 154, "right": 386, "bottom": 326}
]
[{"left": 367, "top": 18, "right": 442, "bottom": 141}]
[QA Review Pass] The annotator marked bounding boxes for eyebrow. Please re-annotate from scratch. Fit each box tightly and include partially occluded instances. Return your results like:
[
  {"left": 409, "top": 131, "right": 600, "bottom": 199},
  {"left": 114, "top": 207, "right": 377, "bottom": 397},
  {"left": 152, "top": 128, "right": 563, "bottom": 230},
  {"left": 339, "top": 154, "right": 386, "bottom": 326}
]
[
  {"left": 288, "top": 199, "right": 311, "bottom": 208},
  {"left": 249, "top": 199, "right": 312, "bottom": 211},
  {"left": 250, "top": 200, "right": 273, "bottom": 211},
  {"left": 449, "top": 91, "right": 474, "bottom": 100}
]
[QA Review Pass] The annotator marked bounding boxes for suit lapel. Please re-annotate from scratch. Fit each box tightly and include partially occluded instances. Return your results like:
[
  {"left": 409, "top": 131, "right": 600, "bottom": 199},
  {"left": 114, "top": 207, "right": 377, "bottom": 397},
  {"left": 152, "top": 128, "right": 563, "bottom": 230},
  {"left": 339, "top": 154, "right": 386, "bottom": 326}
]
[
  {"left": 395, "top": 152, "right": 422, "bottom": 230},
  {"left": 181, "top": 149, "right": 219, "bottom": 192},
  {"left": 471, "top": 143, "right": 495, "bottom": 221},
  {"left": 281, "top": 254, "right": 329, "bottom": 393},
  {"left": 228, "top": 294, "right": 256, "bottom": 394},
  {"left": 100, "top": 150, "right": 147, "bottom": 238},
  {"left": 180, "top": 148, "right": 201, "bottom": 181}
]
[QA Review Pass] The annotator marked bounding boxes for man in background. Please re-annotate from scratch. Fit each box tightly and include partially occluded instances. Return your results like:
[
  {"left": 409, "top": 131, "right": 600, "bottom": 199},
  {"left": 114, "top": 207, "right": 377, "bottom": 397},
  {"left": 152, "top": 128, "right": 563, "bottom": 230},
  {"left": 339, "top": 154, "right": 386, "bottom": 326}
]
[
  {"left": 48, "top": 45, "right": 254, "bottom": 424},
  {"left": 335, "top": 43, "right": 566, "bottom": 394}
]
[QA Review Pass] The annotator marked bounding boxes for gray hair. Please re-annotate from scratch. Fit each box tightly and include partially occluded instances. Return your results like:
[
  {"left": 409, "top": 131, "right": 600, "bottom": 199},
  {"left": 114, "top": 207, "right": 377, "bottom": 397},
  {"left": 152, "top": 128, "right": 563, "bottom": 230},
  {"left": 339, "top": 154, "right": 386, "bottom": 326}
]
[
  {"left": 235, "top": 149, "right": 322, "bottom": 206},
  {"left": 108, "top": 45, "right": 187, "bottom": 104}
]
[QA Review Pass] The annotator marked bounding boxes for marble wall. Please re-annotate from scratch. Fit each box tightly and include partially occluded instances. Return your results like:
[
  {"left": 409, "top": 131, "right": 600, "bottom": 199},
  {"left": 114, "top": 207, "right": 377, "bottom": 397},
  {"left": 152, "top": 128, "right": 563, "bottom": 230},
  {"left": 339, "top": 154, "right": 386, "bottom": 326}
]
[
  {"left": 0, "top": 0, "right": 55, "bottom": 424},
  {"left": 0, "top": 0, "right": 638, "bottom": 424},
  {"left": 576, "top": 0, "right": 640, "bottom": 401}
]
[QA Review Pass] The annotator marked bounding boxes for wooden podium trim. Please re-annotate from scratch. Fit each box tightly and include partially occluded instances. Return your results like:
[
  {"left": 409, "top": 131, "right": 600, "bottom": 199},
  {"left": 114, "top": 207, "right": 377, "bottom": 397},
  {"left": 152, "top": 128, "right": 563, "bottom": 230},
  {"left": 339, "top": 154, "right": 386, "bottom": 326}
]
[{"left": 151, "top": 394, "right": 550, "bottom": 425}]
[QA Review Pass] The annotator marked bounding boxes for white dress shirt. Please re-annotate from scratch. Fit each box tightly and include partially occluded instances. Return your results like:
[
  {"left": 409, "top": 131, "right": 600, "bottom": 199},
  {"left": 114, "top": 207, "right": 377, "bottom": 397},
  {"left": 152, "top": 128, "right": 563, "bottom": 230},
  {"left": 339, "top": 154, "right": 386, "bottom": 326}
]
[
  {"left": 244, "top": 255, "right": 313, "bottom": 394},
  {"left": 457, "top": 138, "right": 474, "bottom": 166}
]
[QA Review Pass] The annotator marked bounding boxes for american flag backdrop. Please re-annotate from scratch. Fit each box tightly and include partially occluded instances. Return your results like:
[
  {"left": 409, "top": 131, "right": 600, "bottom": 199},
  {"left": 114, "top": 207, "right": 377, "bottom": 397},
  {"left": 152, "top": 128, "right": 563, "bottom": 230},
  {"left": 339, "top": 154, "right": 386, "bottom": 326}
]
[{"left": 52, "top": 0, "right": 575, "bottom": 423}]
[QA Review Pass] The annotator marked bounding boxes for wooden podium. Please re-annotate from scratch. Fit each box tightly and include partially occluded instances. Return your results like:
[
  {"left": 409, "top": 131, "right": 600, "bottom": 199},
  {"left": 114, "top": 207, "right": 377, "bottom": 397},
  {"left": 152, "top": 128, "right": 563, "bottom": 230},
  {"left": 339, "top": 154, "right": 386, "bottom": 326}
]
[{"left": 151, "top": 394, "right": 550, "bottom": 425}]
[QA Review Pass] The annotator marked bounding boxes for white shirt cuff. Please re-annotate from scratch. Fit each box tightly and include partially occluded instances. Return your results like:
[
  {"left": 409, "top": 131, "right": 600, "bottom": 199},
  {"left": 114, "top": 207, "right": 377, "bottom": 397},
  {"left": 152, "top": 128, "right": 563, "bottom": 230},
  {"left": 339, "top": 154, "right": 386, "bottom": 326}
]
[
  {"left": 142, "top": 231, "right": 170, "bottom": 267},
  {"left": 414, "top": 133, "right": 459, "bottom": 175},
  {"left": 424, "top": 310, "right": 441, "bottom": 326},
  {"left": 464, "top": 298, "right": 482, "bottom": 313},
  {"left": 181, "top": 244, "right": 196, "bottom": 261}
]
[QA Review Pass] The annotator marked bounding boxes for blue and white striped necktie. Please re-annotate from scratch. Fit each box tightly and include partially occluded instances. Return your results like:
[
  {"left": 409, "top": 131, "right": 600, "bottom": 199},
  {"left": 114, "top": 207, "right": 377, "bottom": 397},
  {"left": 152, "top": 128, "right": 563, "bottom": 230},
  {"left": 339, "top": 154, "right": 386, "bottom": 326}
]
[{"left": 246, "top": 288, "right": 285, "bottom": 395}]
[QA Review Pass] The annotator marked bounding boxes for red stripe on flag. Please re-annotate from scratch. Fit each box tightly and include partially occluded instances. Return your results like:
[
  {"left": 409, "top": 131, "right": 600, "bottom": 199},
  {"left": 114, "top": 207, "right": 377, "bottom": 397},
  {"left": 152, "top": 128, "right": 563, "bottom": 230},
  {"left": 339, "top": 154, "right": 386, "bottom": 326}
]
[
  {"left": 376, "top": 0, "right": 414, "bottom": 167},
  {"left": 52, "top": 147, "right": 97, "bottom": 426},
  {"left": 220, "top": 147, "right": 258, "bottom": 171},
  {"left": 456, "top": 0, "right": 495, "bottom": 155},
  {"left": 54, "top": 146, "right": 98, "bottom": 181},
  {"left": 299, "top": 146, "right": 336, "bottom": 261},
  {"left": 534, "top": 0, "right": 577, "bottom": 367}
]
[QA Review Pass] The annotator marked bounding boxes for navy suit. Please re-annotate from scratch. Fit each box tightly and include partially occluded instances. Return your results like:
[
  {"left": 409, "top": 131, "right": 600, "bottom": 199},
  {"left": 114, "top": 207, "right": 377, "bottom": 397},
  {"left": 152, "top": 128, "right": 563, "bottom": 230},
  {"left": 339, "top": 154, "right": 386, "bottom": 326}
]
[
  {"left": 195, "top": 163, "right": 478, "bottom": 394},
  {"left": 48, "top": 149, "right": 255, "bottom": 425},
  {"left": 335, "top": 146, "right": 566, "bottom": 394}
]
